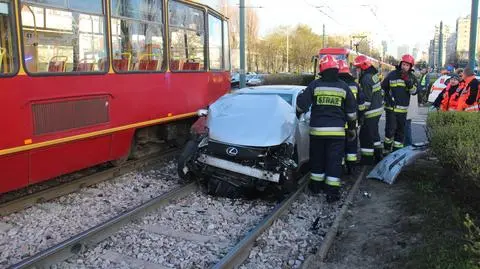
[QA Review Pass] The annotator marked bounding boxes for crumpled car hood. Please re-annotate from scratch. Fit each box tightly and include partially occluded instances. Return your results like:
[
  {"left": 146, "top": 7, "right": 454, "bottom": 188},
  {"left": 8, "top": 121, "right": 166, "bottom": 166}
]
[{"left": 207, "top": 93, "right": 297, "bottom": 147}]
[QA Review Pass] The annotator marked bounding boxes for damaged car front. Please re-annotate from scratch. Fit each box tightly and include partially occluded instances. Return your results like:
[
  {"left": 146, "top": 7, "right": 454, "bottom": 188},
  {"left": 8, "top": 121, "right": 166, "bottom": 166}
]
[{"left": 177, "top": 87, "right": 310, "bottom": 197}]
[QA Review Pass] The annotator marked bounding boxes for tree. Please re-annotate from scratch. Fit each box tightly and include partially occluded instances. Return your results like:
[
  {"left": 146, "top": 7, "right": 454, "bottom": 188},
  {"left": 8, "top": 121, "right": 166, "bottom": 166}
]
[
  {"left": 415, "top": 60, "right": 428, "bottom": 70},
  {"left": 289, "top": 25, "right": 323, "bottom": 72},
  {"left": 385, "top": 55, "right": 398, "bottom": 66},
  {"left": 246, "top": 5, "right": 259, "bottom": 72}
]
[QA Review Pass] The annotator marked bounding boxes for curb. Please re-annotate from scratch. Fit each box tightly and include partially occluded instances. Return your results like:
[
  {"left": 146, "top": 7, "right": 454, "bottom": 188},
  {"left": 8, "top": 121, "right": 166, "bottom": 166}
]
[{"left": 301, "top": 166, "right": 367, "bottom": 269}]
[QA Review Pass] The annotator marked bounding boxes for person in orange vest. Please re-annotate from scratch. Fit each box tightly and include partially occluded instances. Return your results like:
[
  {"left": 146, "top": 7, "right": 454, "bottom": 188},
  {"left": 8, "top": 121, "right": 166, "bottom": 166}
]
[
  {"left": 447, "top": 70, "right": 468, "bottom": 111},
  {"left": 455, "top": 67, "right": 479, "bottom": 112},
  {"left": 432, "top": 74, "right": 460, "bottom": 111}
]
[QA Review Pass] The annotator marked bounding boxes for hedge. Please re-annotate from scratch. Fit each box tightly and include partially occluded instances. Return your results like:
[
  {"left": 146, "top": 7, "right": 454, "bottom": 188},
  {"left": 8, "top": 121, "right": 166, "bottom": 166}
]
[
  {"left": 262, "top": 74, "right": 315, "bottom": 86},
  {"left": 426, "top": 112, "right": 480, "bottom": 184}
]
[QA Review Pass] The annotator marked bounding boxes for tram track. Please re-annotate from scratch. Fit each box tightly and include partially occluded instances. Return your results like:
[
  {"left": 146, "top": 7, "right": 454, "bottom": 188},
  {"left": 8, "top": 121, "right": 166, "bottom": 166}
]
[
  {"left": 7, "top": 174, "right": 310, "bottom": 269},
  {"left": 0, "top": 148, "right": 180, "bottom": 217}
]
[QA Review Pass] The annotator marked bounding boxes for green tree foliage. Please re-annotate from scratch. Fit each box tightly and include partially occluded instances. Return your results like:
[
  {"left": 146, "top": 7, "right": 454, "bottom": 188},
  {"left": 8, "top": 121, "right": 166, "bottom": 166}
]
[{"left": 254, "top": 24, "right": 388, "bottom": 73}]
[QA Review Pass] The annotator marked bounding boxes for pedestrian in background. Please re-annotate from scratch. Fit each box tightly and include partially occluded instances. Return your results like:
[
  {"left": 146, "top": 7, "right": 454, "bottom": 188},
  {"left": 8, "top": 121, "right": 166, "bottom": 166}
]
[{"left": 418, "top": 68, "right": 429, "bottom": 105}]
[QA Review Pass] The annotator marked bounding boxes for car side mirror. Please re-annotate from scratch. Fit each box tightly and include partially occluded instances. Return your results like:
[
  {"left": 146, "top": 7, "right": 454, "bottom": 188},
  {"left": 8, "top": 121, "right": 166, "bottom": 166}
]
[
  {"left": 304, "top": 111, "right": 311, "bottom": 121},
  {"left": 299, "top": 111, "right": 311, "bottom": 122},
  {"left": 197, "top": 109, "right": 208, "bottom": 117}
]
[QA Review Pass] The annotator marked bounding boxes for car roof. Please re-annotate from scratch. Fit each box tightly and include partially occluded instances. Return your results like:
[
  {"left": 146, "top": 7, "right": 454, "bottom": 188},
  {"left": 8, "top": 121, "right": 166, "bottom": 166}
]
[
  {"left": 435, "top": 74, "right": 480, "bottom": 84},
  {"left": 233, "top": 85, "right": 305, "bottom": 94}
]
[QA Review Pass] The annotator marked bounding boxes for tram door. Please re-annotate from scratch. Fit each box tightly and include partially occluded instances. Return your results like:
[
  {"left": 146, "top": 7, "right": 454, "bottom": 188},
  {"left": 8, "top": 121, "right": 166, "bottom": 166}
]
[
  {"left": 20, "top": 4, "right": 38, "bottom": 72},
  {"left": 0, "top": 0, "right": 15, "bottom": 74}
]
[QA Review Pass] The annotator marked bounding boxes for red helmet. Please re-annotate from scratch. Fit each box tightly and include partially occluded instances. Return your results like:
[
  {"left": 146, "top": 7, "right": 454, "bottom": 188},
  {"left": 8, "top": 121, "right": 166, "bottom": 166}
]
[
  {"left": 319, "top": 55, "right": 339, "bottom": 73},
  {"left": 353, "top": 55, "right": 371, "bottom": 70},
  {"left": 401, "top": 54, "right": 415, "bottom": 66},
  {"left": 338, "top": 60, "right": 351, "bottom": 74}
]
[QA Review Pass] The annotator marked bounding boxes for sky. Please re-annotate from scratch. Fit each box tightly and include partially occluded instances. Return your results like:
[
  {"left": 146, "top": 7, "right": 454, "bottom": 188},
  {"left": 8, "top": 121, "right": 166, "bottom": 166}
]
[
  {"left": 254, "top": 0, "right": 474, "bottom": 56},
  {"left": 198, "top": 0, "right": 475, "bottom": 57}
]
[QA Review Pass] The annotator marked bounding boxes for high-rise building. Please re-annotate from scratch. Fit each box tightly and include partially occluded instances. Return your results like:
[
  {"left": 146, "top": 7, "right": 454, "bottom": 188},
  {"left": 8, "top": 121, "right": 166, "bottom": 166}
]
[
  {"left": 412, "top": 47, "right": 419, "bottom": 60},
  {"left": 456, "top": 15, "right": 480, "bottom": 60},
  {"left": 397, "top": 44, "right": 410, "bottom": 59},
  {"left": 431, "top": 23, "right": 450, "bottom": 67},
  {"left": 446, "top": 33, "right": 457, "bottom": 65},
  {"left": 428, "top": 39, "right": 435, "bottom": 67}
]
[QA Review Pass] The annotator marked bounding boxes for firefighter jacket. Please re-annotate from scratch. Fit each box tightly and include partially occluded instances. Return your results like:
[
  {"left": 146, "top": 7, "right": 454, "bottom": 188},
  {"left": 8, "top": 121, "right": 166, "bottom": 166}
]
[
  {"left": 340, "top": 75, "right": 366, "bottom": 113},
  {"left": 296, "top": 70, "right": 358, "bottom": 139},
  {"left": 381, "top": 67, "right": 418, "bottom": 113},
  {"left": 358, "top": 66, "right": 383, "bottom": 118}
]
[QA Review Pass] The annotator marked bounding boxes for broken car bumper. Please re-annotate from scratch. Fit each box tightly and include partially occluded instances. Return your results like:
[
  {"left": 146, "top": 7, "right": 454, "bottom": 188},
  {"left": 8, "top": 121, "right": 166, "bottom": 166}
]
[{"left": 197, "top": 154, "right": 281, "bottom": 183}]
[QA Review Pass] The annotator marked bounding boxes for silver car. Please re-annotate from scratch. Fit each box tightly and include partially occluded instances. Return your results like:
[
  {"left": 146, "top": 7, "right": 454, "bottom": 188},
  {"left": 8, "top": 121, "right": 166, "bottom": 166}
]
[{"left": 177, "top": 85, "right": 311, "bottom": 197}]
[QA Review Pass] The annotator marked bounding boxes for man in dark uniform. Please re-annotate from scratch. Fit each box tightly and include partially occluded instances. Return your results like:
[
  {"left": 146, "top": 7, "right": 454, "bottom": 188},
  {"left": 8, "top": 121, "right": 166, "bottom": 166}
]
[
  {"left": 338, "top": 60, "right": 366, "bottom": 174},
  {"left": 296, "top": 55, "right": 357, "bottom": 202},
  {"left": 353, "top": 55, "right": 384, "bottom": 164},
  {"left": 382, "top": 54, "right": 417, "bottom": 152}
]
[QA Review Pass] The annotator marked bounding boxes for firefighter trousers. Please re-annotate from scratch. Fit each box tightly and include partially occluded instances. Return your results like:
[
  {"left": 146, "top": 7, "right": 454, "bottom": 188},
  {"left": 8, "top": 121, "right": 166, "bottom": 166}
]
[
  {"left": 345, "top": 129, "right": 358, "bottom": 165},
  {"left": 384, "top": 110, "right": 407, "bottom": 151},
  {"left": 359, "top": 115, "right": 381, "bottom": 165},
  {"left": 309, "top": 136, "right": 344, "bottom": 194}
]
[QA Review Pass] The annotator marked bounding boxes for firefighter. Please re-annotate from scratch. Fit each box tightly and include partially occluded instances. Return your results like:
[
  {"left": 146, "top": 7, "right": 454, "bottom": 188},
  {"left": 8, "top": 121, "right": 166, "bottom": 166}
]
[
  {"left": 382, "top": 54, "right": 417, "bottom": 152},
  {"left": 296, "top": 55, "right": 357, "bottom": 203},
  {"left": 338, "top": 60, "right": 366, "bottom": 173},
  {"left": 456, "top": 67, "right": 479, "bottom": 112},
  {"left": 353, "top": 55, "right": 384, "bottom": 165}
]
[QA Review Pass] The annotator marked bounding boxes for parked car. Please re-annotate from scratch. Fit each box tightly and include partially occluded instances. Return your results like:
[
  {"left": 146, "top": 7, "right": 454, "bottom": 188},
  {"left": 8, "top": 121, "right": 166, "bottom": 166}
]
[
  {"left": 177, "top": 85, "right": 311, "bottom": 197},
  {"left": 246, "top": 74, "right": 266, "bottom": 86},
  {"left": 231, "top": 72, "right": 239, "bottom": 88}
]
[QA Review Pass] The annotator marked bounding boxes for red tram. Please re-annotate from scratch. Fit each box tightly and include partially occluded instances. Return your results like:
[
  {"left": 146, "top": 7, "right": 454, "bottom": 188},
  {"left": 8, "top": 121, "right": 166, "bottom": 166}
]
[
  {"left": 317, "top": 47, "right": 395, "bottom": 79},
  {"left": 0, "top": 0, "right": 231, "bottom": 193}
]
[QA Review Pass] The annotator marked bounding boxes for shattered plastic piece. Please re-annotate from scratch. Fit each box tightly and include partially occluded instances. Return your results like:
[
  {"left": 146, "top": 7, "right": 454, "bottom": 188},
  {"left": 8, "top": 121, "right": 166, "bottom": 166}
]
[{"left": 367, "top": 142, "right": 429, "bottom": 184}]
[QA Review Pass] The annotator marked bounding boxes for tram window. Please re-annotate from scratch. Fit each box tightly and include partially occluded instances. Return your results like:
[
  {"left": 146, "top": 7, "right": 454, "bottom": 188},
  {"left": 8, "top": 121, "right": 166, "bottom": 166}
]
[
  {"left": 208, "top": 14, "right": 222, "bottom": 70},
  {"left": 21, "top": 0, "right": 107, "bottom": 74},
  {"left": 0, "top": 0, "right": 18, "bottom": 75},
  {"left": 168, "top": 1, "right": 205, "bottom": 71},
  {"left": 223, "top": 20, "right": 230, "bottom": 71},
  {"left": 111, "top": 0, "right": 164, "bottom": 72}
]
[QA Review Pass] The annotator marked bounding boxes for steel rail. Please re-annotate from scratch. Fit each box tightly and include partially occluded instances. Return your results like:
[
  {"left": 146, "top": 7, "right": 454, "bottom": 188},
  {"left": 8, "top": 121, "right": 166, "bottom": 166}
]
[
  {"left": 8, "top": 182, "right": 197, "bottom": 269},
  {"left": 0, "top": 149, "right": 180, "bottom": 216},
  {"left": 211, "top": 176, "right": 309, "bottom": 269}
]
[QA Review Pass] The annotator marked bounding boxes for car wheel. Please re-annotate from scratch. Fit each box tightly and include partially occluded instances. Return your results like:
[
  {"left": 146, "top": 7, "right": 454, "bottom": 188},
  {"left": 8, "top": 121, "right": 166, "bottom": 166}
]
[
  {"left": 177, "top": 140, "right": 198, "bottom": 182},
  {"left": 207, "top": 178, "right": 242, "bottom": 198}
]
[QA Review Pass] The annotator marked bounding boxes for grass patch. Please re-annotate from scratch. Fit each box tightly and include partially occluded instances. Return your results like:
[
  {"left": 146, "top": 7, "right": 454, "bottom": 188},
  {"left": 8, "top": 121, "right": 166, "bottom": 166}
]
[{"left": 399, "top": 159, "right": 480, "bottom": 269}]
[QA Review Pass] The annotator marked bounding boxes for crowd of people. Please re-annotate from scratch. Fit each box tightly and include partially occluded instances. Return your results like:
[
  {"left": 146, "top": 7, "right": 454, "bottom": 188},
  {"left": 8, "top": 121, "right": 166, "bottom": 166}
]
[
  {"left": 295, "top": 54, "right": 480, "bottom": 203},
  {"left": 430, "top": 67, "right": 480, "bottom": 112}
]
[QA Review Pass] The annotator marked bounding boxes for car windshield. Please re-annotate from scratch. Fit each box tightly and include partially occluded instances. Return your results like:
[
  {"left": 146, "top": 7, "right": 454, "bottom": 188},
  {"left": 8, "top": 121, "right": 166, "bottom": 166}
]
[{"left": 240, "top": 92, "right": 293, "bottom": 105}]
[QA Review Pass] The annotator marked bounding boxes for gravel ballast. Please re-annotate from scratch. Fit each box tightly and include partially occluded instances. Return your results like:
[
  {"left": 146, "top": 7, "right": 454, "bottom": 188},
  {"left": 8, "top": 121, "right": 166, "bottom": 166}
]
[
  {"left": 0, "top": 159, "right": 180, "bottom": 268},
  {"left": 56, "top": 191, "right": 276, "bottom": 268}
]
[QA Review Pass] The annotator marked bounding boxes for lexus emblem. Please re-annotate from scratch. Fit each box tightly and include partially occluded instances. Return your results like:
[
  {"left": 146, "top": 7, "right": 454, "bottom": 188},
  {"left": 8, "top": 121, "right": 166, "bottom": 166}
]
[{"left": 226, "top": 147, "right": 238, "bottom": 156}]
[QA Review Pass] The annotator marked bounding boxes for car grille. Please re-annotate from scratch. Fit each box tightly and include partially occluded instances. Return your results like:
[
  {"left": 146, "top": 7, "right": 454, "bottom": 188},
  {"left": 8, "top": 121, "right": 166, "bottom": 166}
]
[{"left": 206, "top": 141, "right": 266, "bottom": 161}]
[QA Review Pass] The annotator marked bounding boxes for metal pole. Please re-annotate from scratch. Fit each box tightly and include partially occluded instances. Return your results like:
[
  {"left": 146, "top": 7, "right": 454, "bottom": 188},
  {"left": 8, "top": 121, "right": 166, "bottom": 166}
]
[
  {"left": 239, "top": 0, "right": 246, "bottom": 88},
  {"left": 469, "top": 0, "right": 479, "bottom": 70},
  {"left": 286, "top": 30, "right": 289, "bottom": 73},
  {"left": 438, "top": 21, "right": 443, "bottom": 70},
  {"left": 322, "top": 24, "right": 325, "bottom": 48}
]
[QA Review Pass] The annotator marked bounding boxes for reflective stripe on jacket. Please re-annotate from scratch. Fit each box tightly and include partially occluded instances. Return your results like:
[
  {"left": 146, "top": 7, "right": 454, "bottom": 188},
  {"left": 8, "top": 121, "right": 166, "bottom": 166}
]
[
  {"left": 296, "top": 78, "right": 358, "bottom": 138},
  {"left": 381, "top": 68, "right": 417, "bottom": 113}
]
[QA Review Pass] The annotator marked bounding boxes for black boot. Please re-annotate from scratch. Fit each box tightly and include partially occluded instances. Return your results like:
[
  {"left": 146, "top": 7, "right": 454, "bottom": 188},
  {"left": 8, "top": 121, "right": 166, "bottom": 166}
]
[
  {"left": 308, "top": 180, "right": 325, "bottom": 194},
  {"left": 374, "top": 149, "right": 383, "bottom": 164},
  {"left": 326, "top": 185, "right": 341, "bottom": 203}
]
